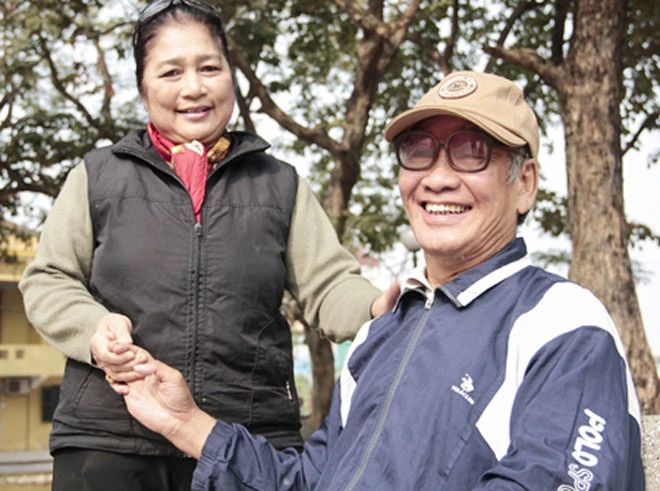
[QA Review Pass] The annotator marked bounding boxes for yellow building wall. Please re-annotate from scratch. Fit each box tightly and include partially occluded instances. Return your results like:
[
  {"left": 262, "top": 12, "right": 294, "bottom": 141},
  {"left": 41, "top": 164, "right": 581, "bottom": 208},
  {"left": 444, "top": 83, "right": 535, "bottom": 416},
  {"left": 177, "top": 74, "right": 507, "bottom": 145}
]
[
  {"left": 1, "top": 394, "right": 36, "bottom": 452},
  {"left": 2, "top": 289, "right": 33, "bottom": 344},
  {"left": 0, "top": 230, "right": 64, "bottom": 454},
  {"left": 0, "top": 395, "right": 29, "bottom": 451},
  {"left": 27, "top": 388, "right": 55, "bottom": 452},
  {"left": 0, "top": 387, "right": 58, "bottom": 452}
]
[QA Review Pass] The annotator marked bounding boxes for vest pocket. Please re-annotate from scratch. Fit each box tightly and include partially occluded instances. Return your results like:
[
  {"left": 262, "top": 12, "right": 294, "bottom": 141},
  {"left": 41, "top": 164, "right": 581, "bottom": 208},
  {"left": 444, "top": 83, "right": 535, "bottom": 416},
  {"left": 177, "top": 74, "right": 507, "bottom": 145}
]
[
  {"left": 55, "top": 359, "right": 133, "bottom": 434},
  {"left": 249, "top": 318, "right": 300, "bottom": 431}
]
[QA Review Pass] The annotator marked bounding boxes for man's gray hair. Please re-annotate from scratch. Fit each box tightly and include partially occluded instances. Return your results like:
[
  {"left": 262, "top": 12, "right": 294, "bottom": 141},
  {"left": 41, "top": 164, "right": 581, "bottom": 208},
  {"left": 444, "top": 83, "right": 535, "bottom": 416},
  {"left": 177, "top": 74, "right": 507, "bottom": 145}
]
[
  {"left": 508, "top": 150, "right": 534, "bottom": 225},
  {"left": 507, "top": 151, "right": 527, "bottom": 183}
]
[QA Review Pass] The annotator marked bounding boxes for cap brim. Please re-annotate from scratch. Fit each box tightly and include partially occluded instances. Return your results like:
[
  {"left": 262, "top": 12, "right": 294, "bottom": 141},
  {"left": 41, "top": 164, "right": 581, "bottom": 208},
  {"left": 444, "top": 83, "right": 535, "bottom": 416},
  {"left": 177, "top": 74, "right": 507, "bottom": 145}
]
[{"left": 384, "top": 107, "right": 527, "bottom": 149}]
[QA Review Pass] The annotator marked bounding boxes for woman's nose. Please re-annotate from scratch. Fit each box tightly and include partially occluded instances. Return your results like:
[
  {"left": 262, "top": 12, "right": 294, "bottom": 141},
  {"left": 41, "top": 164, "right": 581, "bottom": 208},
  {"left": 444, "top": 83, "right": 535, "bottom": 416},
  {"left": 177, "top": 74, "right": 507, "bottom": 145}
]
[{"left": 182, "top": 72, "right": 204, "bottom": 96}]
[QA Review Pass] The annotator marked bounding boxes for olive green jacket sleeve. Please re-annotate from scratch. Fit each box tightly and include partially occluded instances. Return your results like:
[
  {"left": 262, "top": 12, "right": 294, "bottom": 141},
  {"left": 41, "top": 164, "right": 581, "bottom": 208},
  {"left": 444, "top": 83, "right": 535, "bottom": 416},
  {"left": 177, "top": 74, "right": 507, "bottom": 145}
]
[
  {"left": 285, "top": 179, "right": 381, "bottom": 343},
  {"left": 19, "top": 168, "right": 380, "bottom": 362},
  {"left": 19, "top": 163, "right": 109, "bottom": 364}
]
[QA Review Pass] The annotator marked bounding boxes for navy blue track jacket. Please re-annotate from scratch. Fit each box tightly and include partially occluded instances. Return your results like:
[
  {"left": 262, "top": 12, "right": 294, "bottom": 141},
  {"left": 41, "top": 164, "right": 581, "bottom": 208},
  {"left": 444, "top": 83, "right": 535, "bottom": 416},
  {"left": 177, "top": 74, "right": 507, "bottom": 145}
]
[{"left": 192, "top": 238, "right": 645, "bottom": 490}]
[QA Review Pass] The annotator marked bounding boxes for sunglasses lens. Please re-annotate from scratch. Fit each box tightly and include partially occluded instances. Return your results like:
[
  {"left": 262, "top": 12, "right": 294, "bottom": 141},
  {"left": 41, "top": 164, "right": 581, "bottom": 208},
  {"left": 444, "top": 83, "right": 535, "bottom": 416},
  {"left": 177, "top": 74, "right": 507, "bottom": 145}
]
[
  {"left": 396, "top": 133, "right": 436, "bottom": 170},
  {"left": 447, "top": 133, "right": 490, "bottom": 171}
]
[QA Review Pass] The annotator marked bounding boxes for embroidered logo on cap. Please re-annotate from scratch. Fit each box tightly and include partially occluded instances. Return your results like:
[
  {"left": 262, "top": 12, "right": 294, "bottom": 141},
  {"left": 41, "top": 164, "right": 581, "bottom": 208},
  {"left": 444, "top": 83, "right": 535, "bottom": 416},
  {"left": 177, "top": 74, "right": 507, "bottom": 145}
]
[{"left": 438, "top": 75, "right": 478, "bottom": 99}]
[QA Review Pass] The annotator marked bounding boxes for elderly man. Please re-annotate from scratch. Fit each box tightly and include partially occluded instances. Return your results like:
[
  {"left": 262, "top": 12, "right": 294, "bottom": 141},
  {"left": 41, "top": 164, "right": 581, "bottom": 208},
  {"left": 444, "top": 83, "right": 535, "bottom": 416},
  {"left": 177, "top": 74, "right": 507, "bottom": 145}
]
[{"left": 115, "top": 71, "right": 645, "bottom": 490}]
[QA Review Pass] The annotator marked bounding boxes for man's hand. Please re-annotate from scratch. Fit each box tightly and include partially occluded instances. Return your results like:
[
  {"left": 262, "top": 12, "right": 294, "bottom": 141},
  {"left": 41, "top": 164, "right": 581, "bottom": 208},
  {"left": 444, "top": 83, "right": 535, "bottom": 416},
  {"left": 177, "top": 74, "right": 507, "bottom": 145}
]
[{"left": 121, "top": 359, "right": 216, "bottom": 459}]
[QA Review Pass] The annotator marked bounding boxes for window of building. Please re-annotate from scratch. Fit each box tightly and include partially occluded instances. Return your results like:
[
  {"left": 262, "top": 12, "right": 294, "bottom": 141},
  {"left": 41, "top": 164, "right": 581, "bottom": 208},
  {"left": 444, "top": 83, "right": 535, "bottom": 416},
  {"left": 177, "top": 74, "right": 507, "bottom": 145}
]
[{"left": 41, "top": 385, "right": 60, "bottom": 422}]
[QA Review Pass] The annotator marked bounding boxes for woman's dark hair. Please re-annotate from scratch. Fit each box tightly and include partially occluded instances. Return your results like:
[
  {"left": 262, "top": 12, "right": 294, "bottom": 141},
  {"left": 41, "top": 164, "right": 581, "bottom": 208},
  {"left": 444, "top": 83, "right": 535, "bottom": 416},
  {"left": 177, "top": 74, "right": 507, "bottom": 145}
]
[{"left": 132, "top": 0, "right": 235, "bottom": 96}]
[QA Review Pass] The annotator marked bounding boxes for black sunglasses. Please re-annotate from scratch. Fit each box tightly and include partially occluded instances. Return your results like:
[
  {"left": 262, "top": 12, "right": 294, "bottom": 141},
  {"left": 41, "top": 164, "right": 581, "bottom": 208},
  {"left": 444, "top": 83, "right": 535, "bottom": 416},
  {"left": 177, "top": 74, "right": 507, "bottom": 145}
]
[
  {"left": 134, "top": 0, "right": 221, "bottom": 45},
  {"left": 394, "top": 130, "right": 528, "bottom": 172}
]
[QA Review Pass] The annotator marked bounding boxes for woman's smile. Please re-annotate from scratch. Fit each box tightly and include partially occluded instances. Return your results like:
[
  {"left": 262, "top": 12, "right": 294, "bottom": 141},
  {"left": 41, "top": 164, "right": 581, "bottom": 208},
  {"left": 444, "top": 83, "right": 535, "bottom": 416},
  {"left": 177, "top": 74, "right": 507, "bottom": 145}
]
[{"left": 141, "top": 20, "right": 235, "bottom": 146}]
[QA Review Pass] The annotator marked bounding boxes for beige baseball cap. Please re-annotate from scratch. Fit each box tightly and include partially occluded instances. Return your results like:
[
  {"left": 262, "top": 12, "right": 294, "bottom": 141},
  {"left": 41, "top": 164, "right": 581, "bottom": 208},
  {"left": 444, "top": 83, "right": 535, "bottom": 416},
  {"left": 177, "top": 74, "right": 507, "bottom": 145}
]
[{"left": 383, "top": 71, "right": 539, "bottom": 158}]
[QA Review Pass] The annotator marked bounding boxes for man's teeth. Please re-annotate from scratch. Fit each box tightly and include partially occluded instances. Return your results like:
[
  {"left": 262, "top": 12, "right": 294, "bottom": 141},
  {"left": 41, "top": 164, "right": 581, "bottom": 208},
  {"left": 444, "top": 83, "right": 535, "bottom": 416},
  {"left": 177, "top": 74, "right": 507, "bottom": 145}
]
[{"left": 425, "top": 203, "right": 469, "bottom": 214}]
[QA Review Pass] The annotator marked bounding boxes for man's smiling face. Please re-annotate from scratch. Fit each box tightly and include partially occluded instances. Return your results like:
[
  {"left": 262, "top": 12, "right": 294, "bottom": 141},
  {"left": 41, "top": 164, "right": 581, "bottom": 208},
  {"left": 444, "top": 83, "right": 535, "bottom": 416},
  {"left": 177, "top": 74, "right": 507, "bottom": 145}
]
[{"left": 398, "top": 115, "right": 535, "bottom": 281}]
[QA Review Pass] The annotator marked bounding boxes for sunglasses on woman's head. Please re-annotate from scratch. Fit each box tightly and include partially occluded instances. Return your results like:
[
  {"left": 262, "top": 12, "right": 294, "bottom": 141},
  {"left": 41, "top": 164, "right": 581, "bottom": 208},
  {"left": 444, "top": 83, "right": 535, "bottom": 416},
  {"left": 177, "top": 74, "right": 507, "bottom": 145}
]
[{"left": 134, "top": 0, "right": 221, "bottom": 45}]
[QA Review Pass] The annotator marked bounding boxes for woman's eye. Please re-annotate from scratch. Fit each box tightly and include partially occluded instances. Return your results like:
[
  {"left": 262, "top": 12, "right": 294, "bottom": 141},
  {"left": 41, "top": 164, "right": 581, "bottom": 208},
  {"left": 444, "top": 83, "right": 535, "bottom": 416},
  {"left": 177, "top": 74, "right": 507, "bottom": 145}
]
[{"left": 161, "top": 69, "right": 180, "bottom": 78}]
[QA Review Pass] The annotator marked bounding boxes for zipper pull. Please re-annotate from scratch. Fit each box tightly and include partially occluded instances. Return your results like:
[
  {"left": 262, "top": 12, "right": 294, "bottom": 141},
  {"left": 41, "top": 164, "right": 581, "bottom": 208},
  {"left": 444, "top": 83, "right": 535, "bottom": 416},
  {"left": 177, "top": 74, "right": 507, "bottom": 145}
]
[
  {"left": 194, "top": 222, "right": 203, "bottom": 236},
  {"left": 425, "top": 295, "right": 434, "bottom": 310},
  {"left": 285, "top": 380, "right": 293, "bottom": 400}
]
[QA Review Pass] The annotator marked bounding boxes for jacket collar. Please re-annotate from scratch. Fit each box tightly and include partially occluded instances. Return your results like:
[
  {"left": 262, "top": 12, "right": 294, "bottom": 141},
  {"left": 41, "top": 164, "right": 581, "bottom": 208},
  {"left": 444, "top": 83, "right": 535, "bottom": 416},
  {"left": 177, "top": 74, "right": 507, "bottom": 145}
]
[{"left": 399, "top": 238, "right": 531, "bottom": 309}]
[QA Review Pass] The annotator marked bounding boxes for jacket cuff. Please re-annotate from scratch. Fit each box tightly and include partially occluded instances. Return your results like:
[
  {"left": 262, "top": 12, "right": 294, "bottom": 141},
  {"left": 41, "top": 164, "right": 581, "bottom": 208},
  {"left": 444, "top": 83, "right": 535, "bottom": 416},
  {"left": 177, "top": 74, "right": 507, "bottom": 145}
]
[{"left": 192, "top": 420, "right": 234, "bottom": 488}]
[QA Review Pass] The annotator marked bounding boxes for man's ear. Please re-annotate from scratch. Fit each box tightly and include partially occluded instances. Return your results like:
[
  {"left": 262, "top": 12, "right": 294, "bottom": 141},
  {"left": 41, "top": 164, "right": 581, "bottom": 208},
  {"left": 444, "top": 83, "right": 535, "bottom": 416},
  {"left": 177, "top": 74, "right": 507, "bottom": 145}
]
[{"left": 516, "top": 158, "right": 538, "bottom": 216}]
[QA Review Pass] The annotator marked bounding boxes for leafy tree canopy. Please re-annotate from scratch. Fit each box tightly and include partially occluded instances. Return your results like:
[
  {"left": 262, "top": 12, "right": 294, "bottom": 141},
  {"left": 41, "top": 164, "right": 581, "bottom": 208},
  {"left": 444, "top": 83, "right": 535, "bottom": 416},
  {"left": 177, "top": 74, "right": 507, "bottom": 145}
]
[{"left": 1, "top": 0, "right": 658, "bottom": 251}]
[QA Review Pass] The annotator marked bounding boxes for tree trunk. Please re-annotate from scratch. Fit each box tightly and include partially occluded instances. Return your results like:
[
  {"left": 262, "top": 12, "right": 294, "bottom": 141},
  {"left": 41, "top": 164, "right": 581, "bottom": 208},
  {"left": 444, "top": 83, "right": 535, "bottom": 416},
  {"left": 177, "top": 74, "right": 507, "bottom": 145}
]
[
  {"left": 303, "top": 324, "right": 336, "bottom": 435},
  {"left": 301, "top": 152, "right": 360, "bottom": 435},
  {"left": 232, "top": 0, "right": 422, "bottom": 436},
  {"left": 561, "top": 0, "right": 660, "bottom": 413},
  {"left": 305, "top": 19, "right": 394, "bottom": 428}
]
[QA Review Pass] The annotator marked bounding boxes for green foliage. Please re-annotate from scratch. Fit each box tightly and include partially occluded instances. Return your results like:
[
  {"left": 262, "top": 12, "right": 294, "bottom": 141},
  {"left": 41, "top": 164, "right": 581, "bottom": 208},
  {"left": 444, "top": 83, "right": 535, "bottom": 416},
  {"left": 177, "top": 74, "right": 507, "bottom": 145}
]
[
  {"left": 531, "top": 248, "right": 571, "bottom": 269},
  {"left": 621, "top": 0, "right": 660, "bottom": 157},
  {"left": 1, "top": 0, "right": 141, "bottom": 224},
  {"left": 532, "top": 188, "right": 567, "bottom": 237},
  {"left": 1, "top": 0, "right": 658, "bottom": 261},
  {"left": 344, "top": 161, "right": 407, "bottom": 254},
  {"left": 629, "top": 222, "right": 660, "bottom": 248},
  {"left": 221, "top": 0, "right": 288, "bottom": 63}
]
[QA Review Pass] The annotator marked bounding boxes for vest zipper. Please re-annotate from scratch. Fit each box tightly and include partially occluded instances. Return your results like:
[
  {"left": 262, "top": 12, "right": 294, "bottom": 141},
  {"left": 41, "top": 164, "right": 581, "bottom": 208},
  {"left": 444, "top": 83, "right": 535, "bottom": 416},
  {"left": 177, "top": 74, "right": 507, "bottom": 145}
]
[
  {"left": 345, "top": 295, "right": 434, "bottom": 490},
  {"left": 191, "top": 222, "right": 203, "bottom": 396}
]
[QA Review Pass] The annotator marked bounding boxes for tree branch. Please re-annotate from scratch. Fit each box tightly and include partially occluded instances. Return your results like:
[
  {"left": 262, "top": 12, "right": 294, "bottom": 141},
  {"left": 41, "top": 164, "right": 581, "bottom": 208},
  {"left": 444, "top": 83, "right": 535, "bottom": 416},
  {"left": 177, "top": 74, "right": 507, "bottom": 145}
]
[
  {"left": 0, "top": 83, "right": 20, "bottom": 127},
  {"left": 441, "top": 0, "right": 460, "bottom": 74},
  {"left": 387, "top": 0, "right": 423, "bottom": 45},
  {"left": 550, "top": 0, "right": 572, "bottom": 64},
  {"left": 38, "top": 36, "right": 99, "bottom": 130},
  {"left": 342, "top": 0, "right": 423, "bottom": 149},
  {"left": 622, "top": 110, "right": 659, "bottom": 157},
  {"left": 93, "top": 36, "right": 114, "bottom": 123},
  {"left": 372, "top": 0, "right": 423, "bottom": 74},
  {"left": 482, "top": 44, "right": 564, "bottom": 89},
  {"left": 234, "top": 86, "right": 257, "bottom": 134},
  {"left": 406, "top": 0, "right": 454, "bottom": 75},
  {"left": 79, "top": 12, "right": 116, "bottom": 126},
  {"left": 332, "top": 0, "right": 388, "bottom": 37},
  {"left": 484, "top": 0, "right": 541, "bottom": 72},
  {"left": 227, "top": 36, "right": 342, "bottom": 156},
  {"left": 0, "top": 180, "right": 59, "bottom": 198}
]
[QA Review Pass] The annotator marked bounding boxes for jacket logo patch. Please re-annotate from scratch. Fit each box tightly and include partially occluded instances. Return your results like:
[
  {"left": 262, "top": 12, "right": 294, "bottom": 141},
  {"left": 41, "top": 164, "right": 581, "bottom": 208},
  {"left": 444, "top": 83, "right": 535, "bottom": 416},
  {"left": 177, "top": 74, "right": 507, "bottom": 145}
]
[{"left": 451, "top": 373, "right": 475, "bottom": 406}]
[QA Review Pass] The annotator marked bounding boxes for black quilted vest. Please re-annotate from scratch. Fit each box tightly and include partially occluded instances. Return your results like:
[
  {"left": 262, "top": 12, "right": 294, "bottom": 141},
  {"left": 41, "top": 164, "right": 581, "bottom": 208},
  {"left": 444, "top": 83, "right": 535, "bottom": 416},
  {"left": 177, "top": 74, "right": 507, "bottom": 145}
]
[{"left": 51, "top": 129, "right": 302, "bottom": 455}]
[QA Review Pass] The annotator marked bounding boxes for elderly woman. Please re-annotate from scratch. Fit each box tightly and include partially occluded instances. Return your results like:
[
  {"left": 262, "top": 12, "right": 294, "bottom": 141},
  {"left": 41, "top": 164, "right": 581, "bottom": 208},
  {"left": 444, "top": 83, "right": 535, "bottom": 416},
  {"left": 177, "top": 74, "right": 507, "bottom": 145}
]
[{"left": 19, "top": 1, "right": 397, "bottom": 489}]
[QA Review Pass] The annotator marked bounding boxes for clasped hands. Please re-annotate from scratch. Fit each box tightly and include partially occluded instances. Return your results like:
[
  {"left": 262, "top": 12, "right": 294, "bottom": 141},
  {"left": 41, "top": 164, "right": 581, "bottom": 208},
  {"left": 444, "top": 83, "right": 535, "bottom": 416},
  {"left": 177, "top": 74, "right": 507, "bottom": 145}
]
[
  {"left": 90, "top": 314, "right": 213, "bottom": 457},
  {"left": 88, "top": 280, "right": 400, "bottom": 458}
]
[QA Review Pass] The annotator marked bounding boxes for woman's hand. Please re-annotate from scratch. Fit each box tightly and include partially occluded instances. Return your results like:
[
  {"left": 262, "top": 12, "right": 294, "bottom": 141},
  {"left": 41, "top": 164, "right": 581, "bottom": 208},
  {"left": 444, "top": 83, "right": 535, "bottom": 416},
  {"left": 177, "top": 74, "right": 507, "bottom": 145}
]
[
  {"left": 370, "top": 279, "right": 401, "bottom": 318},
  {"left": 90, "top": 313, "right": 146, "bottom": 383}
]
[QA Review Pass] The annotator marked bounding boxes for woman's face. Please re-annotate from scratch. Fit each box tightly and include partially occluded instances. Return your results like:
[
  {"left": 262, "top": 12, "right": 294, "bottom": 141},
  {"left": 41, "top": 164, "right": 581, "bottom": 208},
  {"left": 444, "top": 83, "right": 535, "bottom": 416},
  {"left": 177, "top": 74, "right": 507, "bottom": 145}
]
[{"left": 141, "top": 19, "right": 235, "bottom": 146}]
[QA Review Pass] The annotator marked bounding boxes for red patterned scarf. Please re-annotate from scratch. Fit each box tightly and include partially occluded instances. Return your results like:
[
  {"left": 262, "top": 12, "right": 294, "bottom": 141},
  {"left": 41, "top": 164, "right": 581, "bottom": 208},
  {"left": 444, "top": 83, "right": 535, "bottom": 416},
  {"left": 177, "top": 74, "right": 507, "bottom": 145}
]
[{"left": 147, "top": 123, "right": 231, "bottom": 222}]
